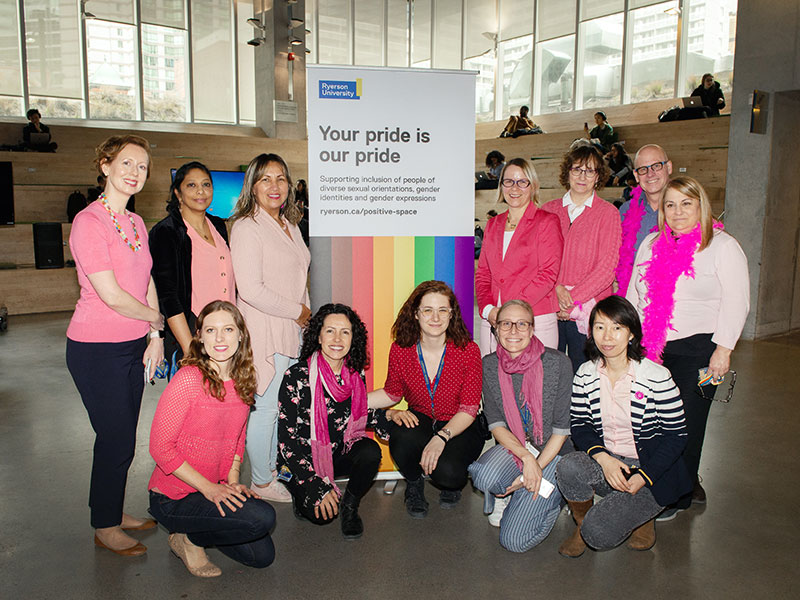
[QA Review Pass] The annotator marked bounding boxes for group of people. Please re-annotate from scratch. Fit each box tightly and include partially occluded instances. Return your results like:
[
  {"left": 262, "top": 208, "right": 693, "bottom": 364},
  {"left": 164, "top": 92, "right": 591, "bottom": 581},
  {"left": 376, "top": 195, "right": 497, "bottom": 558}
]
[{"left": 65, "top": 130, "right": 748, "bottom": 578}]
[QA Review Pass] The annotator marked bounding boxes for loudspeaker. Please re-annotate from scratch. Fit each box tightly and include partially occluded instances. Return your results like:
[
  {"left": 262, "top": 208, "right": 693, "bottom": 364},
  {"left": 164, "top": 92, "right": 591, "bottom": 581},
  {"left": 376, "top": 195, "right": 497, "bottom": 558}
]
[
  {"left": 33, "top": 222, "right": 64, "bottom": 269},
  {"left": 0, "top": 162, "right": 13, "bottom": 225}
]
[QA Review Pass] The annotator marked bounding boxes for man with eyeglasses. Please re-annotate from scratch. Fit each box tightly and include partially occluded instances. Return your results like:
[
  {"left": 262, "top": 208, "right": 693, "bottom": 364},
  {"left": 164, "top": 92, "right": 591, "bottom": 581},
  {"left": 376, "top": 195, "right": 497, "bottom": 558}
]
[{"left": 615, "top": 145, "right": 673, "bottom": 294}]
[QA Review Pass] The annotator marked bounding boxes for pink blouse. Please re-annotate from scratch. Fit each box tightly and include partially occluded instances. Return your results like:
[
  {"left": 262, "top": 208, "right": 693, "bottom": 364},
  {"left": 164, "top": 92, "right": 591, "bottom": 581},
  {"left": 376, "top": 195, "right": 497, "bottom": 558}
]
[
  {"left": 148, "top": 366, "right": 250, "bottom": 500},
  {"left": 186, "top": 218, "right": 235, "bottom": 316},
  {"left": 67, "top": 201, "right": 152, "bottom": 343},
  {"left": 598, "top": 362, "right": 638, "bottom": 460}
]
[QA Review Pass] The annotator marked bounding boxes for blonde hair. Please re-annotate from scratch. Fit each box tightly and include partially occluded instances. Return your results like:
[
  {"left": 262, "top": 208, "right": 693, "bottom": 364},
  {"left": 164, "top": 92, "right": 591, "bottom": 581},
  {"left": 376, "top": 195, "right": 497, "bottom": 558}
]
[
  {"left": 658, "top": 176, "right": 715, "bottom": 251},
  {"left": 495, "top": 158, "right": 541, "bottom": 207}
]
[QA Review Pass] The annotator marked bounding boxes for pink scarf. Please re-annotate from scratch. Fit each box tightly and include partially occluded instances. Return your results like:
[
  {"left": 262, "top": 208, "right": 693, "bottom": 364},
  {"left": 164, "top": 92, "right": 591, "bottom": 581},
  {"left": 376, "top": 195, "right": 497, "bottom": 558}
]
[
  {"left": 307, "top": 351, "right": 368, "bottom": 496},
  {"left": 639, "top": 222, "right": 723, "bottom": 362},
  {"left": 496, "top": 335, "right": 545, "bottom": 468},
  {"left": 615, "top": 186, "right": 658, "bottom": 296}
]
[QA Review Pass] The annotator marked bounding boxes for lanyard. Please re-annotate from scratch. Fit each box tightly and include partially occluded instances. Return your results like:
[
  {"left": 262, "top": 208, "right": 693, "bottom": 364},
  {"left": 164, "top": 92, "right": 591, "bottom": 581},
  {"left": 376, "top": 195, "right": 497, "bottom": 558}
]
[
  {"left": 417, "top": 342, "right": 446, "bottom": 423},
  {"left": 520, "top": 400, "right": 532, "bottom": 440}
]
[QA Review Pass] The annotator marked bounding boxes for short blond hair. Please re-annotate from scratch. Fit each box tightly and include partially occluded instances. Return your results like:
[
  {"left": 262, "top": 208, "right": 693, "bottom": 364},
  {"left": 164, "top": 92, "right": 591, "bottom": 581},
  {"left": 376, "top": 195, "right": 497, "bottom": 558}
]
[{"left": 496, "top": 158, "right": 540, "bottom": 207}]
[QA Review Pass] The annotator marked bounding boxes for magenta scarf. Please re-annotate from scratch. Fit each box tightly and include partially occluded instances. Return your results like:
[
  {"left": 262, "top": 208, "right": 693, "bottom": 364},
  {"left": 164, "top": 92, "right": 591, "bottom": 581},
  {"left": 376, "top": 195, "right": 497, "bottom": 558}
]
[
  {"left": 615, "top": 186, "right": 658, "bottom": 296},
  {"left": 640, "top": 222, "right": 723, "bottom": 362},
  {"left": 496, "top": 335, "right": 545, "bottom": 468},
  {"left": 307, "top": 351, "right": 368, "bottom": 496}
]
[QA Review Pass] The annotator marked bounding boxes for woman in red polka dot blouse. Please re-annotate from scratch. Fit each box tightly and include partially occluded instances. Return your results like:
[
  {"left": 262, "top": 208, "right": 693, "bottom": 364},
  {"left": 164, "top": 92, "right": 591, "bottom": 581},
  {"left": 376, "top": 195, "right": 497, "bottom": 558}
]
[{"left": 369, "top": 281, "right": 484, "bottom": 518}]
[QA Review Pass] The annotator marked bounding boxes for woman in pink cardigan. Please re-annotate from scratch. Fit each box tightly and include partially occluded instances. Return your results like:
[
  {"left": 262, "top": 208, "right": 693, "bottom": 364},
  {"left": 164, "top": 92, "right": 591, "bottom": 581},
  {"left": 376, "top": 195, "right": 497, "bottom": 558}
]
[
  {"left": 149, "top": 301, "right": 275, "bottom": 577},
  {"left": 475, "top": 157, "right": 563, "bottom": 353},
  {"left": 541, "top": 145, "right": 621, "bottom": 372},
  {"left": 230, "top": 153, "right": 311, "bottom": 503}
]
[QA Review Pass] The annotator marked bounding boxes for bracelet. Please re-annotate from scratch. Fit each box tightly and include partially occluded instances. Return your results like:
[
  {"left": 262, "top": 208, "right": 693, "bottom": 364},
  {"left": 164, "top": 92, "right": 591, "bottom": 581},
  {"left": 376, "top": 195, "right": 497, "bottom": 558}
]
[{"left": 435, "top": 432, "right": 448, "bottom": 444}]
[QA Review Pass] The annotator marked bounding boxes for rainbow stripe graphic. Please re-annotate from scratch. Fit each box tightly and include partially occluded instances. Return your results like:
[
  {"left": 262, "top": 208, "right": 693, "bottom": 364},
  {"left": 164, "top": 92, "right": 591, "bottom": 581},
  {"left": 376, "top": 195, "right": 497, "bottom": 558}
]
[{"left": 310, "top": 235, "right": 475, "bottom": 471}]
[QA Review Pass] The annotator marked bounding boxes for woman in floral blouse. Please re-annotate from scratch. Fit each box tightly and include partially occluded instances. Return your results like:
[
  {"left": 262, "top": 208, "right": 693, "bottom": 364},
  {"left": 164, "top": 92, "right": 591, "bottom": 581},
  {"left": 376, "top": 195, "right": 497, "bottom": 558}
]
[{"left": 277, "top": 304, "right": 388, "bottom": 539}]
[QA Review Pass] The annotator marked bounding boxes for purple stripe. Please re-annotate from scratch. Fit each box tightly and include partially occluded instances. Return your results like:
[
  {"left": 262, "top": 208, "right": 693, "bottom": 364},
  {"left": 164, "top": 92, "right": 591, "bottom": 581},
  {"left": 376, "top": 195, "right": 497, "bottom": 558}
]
[{"left": 453, "top": 236, "right": 475, "bottom": 336}]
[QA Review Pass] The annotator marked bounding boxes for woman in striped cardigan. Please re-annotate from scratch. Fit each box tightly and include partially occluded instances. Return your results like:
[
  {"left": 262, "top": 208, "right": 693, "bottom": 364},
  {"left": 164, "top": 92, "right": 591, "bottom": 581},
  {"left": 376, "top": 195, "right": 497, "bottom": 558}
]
[{"left": 555, "top": 296, "right": 691, "bottom": 557}]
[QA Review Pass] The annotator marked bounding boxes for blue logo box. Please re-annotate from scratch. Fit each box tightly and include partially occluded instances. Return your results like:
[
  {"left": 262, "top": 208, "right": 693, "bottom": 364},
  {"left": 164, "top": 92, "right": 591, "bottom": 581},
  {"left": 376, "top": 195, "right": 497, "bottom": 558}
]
[{"left": 319, "top": 79, "right": 362, "bottom": 99}]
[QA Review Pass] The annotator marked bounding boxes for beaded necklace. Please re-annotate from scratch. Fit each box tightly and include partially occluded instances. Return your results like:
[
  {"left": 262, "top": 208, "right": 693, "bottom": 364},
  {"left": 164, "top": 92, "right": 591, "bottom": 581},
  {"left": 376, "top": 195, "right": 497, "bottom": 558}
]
[{"left": 100, "top": 193, "right": 141, "bottom": 252}]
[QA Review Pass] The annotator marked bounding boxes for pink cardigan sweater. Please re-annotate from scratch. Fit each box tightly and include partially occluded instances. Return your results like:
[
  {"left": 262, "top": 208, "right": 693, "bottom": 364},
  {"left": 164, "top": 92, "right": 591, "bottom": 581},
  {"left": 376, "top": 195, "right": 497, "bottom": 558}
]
[
  {"left": 231, "top": 209, "right": 311, "bottom": 394},
  {"left": 475, "top": 202, "right": 563, "bottom": 317},
  {"left": 540, "top": 194, "right": 621, "bottom": 305},
  {"left": 148, "top": 366, "right": 250, "bottom": 500}
]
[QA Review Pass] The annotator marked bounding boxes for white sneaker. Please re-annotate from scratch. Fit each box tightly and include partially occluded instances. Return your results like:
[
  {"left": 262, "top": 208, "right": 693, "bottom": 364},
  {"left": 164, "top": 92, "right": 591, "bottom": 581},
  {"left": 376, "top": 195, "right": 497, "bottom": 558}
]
[
  {"left": 488, "top": 495, "right": 510, "bottom": 527},
  {"left": 250, "top": 479, "right": 292, "bottom": 503}
]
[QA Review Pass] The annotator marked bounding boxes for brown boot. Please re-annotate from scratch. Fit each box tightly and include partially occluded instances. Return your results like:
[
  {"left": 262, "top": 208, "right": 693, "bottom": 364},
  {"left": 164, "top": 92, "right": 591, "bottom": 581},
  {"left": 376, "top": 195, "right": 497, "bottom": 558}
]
[
  {"left": 558, "top": 499, "right": 593, "bottom": 558},
  {"left": 627, "top": 519, "right": 656, "bottom": 551}
]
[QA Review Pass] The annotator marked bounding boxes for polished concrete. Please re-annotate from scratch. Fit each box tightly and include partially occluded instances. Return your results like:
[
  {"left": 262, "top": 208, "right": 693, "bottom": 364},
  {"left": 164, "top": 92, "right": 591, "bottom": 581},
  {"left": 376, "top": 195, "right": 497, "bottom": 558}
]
[{"left": 0, "top": 312, "right": 797, "bottom": 599}]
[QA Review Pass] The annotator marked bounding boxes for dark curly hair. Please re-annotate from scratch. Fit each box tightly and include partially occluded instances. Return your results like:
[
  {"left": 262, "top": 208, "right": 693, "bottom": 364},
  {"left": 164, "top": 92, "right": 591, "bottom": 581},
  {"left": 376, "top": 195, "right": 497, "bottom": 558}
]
[
  {"left": 558, "top": 144, "right": 609, "bottom": 191},
  {"left": 585, "top": 296, "right": 645, "bottom": 365},
  {"left": 392, "top": 280, "right": 472, "bottom": 348},
  {"left": 180, "top": 300, "right": 257, "bottom": 404},
  {"left": 299, "top": 304, "right": 370, "bottom": 373},
  {"left": 167, "top": 161, "right": 212, "bottom": 213}
]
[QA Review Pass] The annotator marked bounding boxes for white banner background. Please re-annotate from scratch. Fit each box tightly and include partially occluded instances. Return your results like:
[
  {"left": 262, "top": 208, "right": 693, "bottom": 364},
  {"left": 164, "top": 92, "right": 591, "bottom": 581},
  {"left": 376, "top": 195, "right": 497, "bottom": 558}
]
[{"left": 307, "top": 65, "right": 475, "bottom": 238}]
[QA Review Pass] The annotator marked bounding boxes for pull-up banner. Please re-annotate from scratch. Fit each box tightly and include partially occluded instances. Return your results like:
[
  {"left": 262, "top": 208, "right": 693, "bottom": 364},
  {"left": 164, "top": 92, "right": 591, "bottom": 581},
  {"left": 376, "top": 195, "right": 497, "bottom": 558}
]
[{"left": 307, "top": 65, "right": 475, "bottom": 238}]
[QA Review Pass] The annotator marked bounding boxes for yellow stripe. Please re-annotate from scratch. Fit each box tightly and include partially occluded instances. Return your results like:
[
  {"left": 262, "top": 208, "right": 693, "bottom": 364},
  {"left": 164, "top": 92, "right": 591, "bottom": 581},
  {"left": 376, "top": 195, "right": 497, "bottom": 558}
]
[
  {"left": 587, "top": 445, "right": 605, "bottom": 455},
  {"left": 356, "top": 78, "right": 362, "bottom": 97},
  {"left": 393, "top": 237, "right": 415, "bottom": 313},
  {"left": 638, "top": 469, "right": 653, "bottom": 486}
]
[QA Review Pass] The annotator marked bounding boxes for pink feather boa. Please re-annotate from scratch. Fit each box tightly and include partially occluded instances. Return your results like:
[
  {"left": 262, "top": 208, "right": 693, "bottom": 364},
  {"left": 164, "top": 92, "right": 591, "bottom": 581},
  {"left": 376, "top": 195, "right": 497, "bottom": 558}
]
[
  {"left": 639, "top": 222, "right": 723, "bottom": 362},
  {"left": 615, "top": 186, "right": 657, "bottom": 296}
]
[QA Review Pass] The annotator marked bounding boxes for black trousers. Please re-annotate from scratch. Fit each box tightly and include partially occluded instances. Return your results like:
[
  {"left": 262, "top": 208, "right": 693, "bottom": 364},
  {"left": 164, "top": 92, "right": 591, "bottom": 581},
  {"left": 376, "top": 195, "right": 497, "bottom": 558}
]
[
  {"left": 558, "top": 320, "right": 588, "bottom": 373},
  {"left": 662, "top": 333, "right": 717, "bottom": 508},
  {"left": 66, "top": 337, "right": 146, "bottom": 528},
  {"left": 288, "top": 437, "right": 381, "bottom": 525},
  {"left": 389, "top": 410, "right": 484, "bottom": 490}
]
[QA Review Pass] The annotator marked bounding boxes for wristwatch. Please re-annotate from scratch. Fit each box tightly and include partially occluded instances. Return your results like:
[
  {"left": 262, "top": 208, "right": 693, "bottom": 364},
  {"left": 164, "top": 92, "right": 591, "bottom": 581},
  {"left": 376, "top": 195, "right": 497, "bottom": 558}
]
[{"left": 440, "top": 428, "right": 452, "bottom": 440}]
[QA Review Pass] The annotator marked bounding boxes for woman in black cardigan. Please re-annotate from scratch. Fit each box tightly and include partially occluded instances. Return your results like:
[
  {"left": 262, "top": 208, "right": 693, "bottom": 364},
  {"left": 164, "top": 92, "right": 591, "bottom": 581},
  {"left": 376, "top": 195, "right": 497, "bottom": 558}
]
[{"left": 149, "top": 162, "right": 234, "bottom": 373}]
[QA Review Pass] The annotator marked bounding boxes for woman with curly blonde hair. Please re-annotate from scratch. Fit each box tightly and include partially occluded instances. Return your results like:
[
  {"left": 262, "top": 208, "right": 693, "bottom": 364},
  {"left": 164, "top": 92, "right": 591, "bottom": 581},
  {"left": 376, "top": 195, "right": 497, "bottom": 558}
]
[
  {"left": 369, "top": 281, "right": 484, "bottom": 518},
  {"left": 148, "top": 301, "right": 276, "bottom": 577}
]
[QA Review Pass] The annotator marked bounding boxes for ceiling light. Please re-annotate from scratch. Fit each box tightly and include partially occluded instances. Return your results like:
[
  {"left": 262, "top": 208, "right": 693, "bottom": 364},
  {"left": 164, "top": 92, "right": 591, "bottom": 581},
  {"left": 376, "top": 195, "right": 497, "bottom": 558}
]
[
  {"left": 289, "top": 37, "right": 303, "bottom": 46},
  {"left": 248, "top": 37, "right": 265, "bottom": 47}
]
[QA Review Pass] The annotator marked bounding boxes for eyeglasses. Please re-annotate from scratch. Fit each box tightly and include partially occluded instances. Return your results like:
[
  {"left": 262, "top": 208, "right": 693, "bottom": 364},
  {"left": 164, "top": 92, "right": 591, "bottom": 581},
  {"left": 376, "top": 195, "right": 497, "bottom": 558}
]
[
  {"left": 418, "top": 307, "right": 452, "bottom": 319},
  {"left": 501, "top": 178, "right": 531, "bottom": 189},
  {"left": 634, "top": 161, "right": 667, "bottom": 176},
  {"left": 697, "top": 369, "right": 737, "bottom": 403},
  {"left": 497, "top": 320, "right": 532, "bottom": 332},
  {"left": 569, "top": 166, "right": 597, "bottom": 178}
]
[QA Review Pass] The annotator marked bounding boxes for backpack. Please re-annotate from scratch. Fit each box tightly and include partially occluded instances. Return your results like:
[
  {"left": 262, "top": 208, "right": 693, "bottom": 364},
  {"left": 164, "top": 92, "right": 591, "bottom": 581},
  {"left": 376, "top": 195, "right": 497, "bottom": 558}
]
[{"left": 67, "top": 190, "right": 88, "bottom": 223}]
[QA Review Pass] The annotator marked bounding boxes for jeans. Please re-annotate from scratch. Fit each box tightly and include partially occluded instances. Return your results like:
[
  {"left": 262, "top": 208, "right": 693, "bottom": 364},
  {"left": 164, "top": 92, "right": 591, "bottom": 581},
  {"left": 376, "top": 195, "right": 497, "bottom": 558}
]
[
  {"left": 247, "top": 353, "right": 296, "bottom": 485},
  {"left": 287, "top": 437, "right": 382, "bottom": 525},
  {"left": 556, "top": 451, "right": 662, "bottom": 550},
  {"left": 389, "top": 410, "right": 484, "bottom": 490},
  {"left": 149, "top": 491, "right": 276, "bottom": 568},
  {"left": 558, "top": 320, "right": 588, "bottom": 373},
  {"left": 469, "top": 445, "right": 563, "bottom": 552},
  {"left": 66, "top": 337, "right": 146, "bottom": 528}
]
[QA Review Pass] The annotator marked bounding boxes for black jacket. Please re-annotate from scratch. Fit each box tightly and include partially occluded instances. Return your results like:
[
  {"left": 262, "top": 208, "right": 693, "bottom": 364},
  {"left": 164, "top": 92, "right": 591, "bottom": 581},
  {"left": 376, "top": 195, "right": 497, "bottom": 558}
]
[
  {"left": 691, "top": 82, "right": 725, "bottom": 116},
  {"left": 149, "top": 206, "right": 229, "bottom": 355}
]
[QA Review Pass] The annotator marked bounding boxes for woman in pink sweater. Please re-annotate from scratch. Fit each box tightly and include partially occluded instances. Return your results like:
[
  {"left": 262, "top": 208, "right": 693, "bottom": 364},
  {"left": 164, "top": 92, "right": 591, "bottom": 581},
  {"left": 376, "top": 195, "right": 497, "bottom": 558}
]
[
  {"left": 230, "top": 154, "right": 311, "bottom": 503},
  {"left": 541, "top": 145, "right": 621, "bottom": 372},
  {"left": 149, "top": 301, "right": 275, "bottom": 577}
]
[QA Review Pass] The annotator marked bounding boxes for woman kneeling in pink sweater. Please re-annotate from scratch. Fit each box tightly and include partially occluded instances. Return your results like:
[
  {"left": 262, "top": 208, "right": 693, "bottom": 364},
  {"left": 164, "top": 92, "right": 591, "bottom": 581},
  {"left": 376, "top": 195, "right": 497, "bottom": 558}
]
[{"left": 149, "top": 300, "right": 275, "bottom": 577}]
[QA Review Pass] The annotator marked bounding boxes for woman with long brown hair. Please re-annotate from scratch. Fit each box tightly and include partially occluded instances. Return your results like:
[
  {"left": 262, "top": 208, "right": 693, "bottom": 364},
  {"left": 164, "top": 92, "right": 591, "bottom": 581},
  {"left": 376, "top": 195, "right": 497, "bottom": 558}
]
[
  {"left": 230, "top": 153, "right": 311, "bottom": 503},
  {"left": 369, "top": 281, "right": 484, "bottom": 518},
  {"left": 148, "top": 301, "right": 276, "bottom": 577}
]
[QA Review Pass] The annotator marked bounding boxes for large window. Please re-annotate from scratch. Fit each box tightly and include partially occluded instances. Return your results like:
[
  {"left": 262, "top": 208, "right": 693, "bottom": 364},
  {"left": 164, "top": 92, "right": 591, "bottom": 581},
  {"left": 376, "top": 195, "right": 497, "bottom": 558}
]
[
  {"left": 627, "top": 2, "right": 678, "bottom": 102},
  {"left": 86, "top": 20, "right": 138, "bottom": 120},
  {"left": 580, "top": 13, "right": 624, "bottom": 108},
  {"left": 192, "top": 0, "right": 235, "bottom": 123},
  {"left": 498, "top": 36, "right": 533, "bottom": 119},
  {"left": 0, "top": 1, "right": 23, "bottom": 116},
  {"left": 142, "top": 24, "right": 188, "bottom": 121},
  {"left": 682, "top": 0, "right": 736, "bottom": 96},
  {"left": 355, "top": 0, "right": 384, "bottom": 66},
  {"left": 536, "top": 35, "right": 575, "bottom": 114},
  {"left": 318, "top": 0, "right": 351, "bottom": 65}
]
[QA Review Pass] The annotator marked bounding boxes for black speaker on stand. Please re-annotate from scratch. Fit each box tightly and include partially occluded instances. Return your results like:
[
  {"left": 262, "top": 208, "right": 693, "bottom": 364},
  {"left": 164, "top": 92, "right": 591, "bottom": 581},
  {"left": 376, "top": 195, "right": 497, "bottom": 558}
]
[{"left": 33, "top": 222, "right": 64, "bottom": 269}]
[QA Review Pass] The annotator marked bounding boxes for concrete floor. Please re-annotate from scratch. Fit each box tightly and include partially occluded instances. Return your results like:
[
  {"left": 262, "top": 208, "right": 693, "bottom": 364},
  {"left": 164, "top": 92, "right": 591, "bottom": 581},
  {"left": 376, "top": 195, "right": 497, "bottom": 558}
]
[{"left": 0, "top": 312, "right": 797, "bottom": 599}]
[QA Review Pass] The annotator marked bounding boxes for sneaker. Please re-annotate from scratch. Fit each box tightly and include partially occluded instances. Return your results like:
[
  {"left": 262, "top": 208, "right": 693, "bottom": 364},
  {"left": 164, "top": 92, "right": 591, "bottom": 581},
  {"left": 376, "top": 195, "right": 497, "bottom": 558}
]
[
  {"left": 692, "top": 479, "right": 707, "bottom": 504},
  {"left": 488, "top": 495, "right": 510, "bottom": 527},
  {"left": 404, "top": 478, "right": 429, "bottom": 519},
  {"left": 250, "top": 479, "right": 292, "bottom": 503},
  {"left": 655, "top": 506, "right": 685, "bottom": 522},
  {"left": 439, "top": 489, "right": 462, "bottom": 509}
]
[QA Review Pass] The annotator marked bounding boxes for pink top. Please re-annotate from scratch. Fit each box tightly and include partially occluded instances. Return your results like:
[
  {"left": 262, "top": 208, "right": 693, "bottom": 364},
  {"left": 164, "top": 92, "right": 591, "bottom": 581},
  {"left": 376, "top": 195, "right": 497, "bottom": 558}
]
[
  {"left": 67, "top": 201, "right": 152, "bottom": 343},
  {"left": 231, "top": 209, "right": 311, "bottom": 394},
  {"left": 148, "top": 366, "right": 249, "bottom": 500},
  {"left": 541, "top": 194, "right": 621, "bottom": 305},
  {"left": 626, "top": 229, "right": 750, "bottom": 350},
  {"left": 186, "top": 218, "right": 236, "bottom": 316},
  {"left": 475, "top": 202, "right": 563, "bottom": 317},
  {"left": 598, "top": 362, "right": 638, "bottom": 459}
]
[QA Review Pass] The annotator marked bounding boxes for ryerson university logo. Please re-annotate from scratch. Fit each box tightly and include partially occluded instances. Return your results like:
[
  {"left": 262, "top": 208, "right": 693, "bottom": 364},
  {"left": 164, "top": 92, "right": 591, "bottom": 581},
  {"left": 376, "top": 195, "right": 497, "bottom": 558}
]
[{"left": 319, "top": 79, "right": 362, "bottom": 100}]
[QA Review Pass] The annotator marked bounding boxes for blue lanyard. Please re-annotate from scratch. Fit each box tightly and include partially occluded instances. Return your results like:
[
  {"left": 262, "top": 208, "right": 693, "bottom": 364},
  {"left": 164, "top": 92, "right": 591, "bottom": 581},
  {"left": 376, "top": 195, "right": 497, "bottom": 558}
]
[
  {"left": 417, "top": 342, "right": 446, "bottom": 422},
  {"left": 520, "top": 401, "right": 532, "bottom": 436}
]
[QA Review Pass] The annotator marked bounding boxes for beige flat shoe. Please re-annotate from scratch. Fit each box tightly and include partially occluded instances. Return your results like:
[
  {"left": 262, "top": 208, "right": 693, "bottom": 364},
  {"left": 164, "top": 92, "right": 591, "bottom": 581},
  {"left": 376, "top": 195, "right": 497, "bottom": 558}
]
[{"left": 168, "top": 533, "right": 222, "bottom": 578}]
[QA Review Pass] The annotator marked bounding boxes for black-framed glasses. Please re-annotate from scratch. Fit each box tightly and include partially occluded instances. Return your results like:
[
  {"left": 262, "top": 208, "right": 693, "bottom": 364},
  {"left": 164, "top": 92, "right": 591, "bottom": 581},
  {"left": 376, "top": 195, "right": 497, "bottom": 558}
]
[
  {"left": 697, "top": 369, "right": 737, "bottom": 403},
  {"left": 501, "top": 178, "right": 531, "bottom": 189},
  {"left": 497, "top": 320, "right": 532, "bottom": 332},
  {"left": 569, "top": 166, "right": 597, "bottom": 178},
  {"left": 634, "top": 161, "right": 667, "bottom": 176}
]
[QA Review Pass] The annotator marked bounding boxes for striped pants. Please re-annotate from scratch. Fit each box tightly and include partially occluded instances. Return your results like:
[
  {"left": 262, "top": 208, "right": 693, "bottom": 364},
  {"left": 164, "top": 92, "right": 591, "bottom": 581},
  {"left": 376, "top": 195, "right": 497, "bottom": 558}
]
[{"left": 469, "top": 445, "right": 563, "bottom": 553}]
